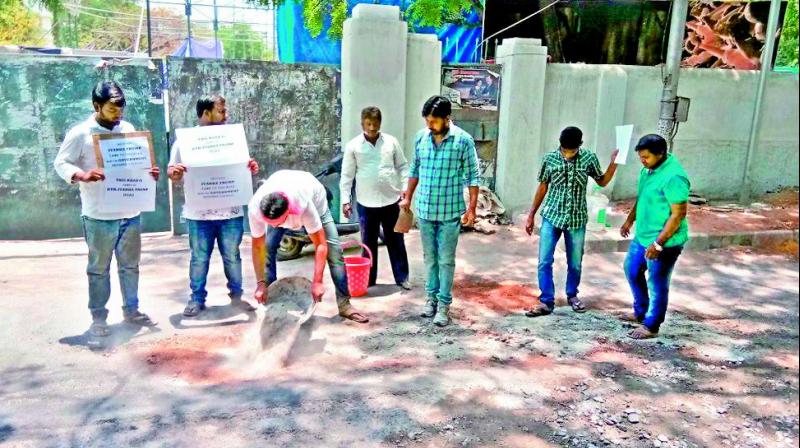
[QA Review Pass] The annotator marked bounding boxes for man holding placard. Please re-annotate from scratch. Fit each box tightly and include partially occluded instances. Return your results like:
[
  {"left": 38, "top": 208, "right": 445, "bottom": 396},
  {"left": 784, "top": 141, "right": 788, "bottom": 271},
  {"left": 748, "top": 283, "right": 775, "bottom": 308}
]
[
  {"left": 524, "top": 127, "right": 619, "bottom": 317},
  {"left": 54, "top": 81, "right": 160, "bottom": 340},
  {"left": 168, "top": 95, "right": 260, "bottom": 317}
]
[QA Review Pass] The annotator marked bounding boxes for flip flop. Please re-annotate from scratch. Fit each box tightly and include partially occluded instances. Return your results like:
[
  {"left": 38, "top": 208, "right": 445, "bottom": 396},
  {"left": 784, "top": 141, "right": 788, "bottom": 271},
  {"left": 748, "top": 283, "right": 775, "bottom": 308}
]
[
  {"left": 567, "top": 297, "right": 587, "bottom": 313},
  {"left": 339, "top": 308, "right": 369, "bottom": 324},
  {"left": 525, "top": 304, "right": 553, "bottom": 318},
  {"left": 628, "top": 326, "right": 658, "bottom": 340}
]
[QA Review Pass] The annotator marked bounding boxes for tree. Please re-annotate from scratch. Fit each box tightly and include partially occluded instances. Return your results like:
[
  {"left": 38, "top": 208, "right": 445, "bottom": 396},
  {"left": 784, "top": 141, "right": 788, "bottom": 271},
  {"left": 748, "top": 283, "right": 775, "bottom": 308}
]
[
  {"left": 777, "top": 0, "right": 799, "bottom": 67},
  {"left": 218, "top": 23, "right": 272, "bottom": 60},
  {"left": 0, "top": 0, "right": 43, "bottom": 45},
  {"left": 248, "top": 0, "right": 481, "bottom": 40}
]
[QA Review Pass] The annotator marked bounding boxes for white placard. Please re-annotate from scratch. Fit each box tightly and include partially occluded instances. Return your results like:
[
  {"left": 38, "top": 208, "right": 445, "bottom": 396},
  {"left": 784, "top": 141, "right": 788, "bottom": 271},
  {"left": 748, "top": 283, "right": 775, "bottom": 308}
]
[
  {"left": 615, "top": 124, "right": 635, "bottom": 165},
  {"left": 101, "top": 169, "right": 157, "bottom": 213},
  {"left": 174, "top": 123, "right": 250, "bottom": 167},
  {"left": 183, "top": 163, "right": 254, "bottom": 210},
  {"left": 97, "top": 136, "right": 153, "bottom": 170}
]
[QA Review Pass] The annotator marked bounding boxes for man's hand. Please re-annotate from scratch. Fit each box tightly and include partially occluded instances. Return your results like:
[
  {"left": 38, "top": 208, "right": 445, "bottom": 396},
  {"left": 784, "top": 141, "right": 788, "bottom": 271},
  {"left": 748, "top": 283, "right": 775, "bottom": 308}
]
[
  {"left": 149, "top": 166, "right": 160, "bottom": 181},
  {"left": 74, "top": 168, "right": 105, "bottom": 183},
  {"left": 461, "top": 209, "right": 476, "bottom": 227},
  {"left": 620, "top": 220, "right": 633, "bottom": 238},
  {"left": 168, "top": 164, "right": 187, "bottom": 181},
  {"left": 399, "top": 197, "right": 411, "bottom": 212},
  {"left": 645, "top": 244, "right": 661, "bottom": 260},
  {"left": 610, "top": 149, "right": 620, "bottom": 164},
  {"left": 311, "top": 282, "right": 325, "bottom": 303},
  {"left": 254, "top": 282, "right": 268, "bottom": 304},
  {"left": 248, "top": 159, "right": 259, "bottom": 175},
  {"left": 525, "top": 213, "right": 537, "bottom": 236},
  {"left": 343, "top": 203, "right": 352, "bottom": 219}
]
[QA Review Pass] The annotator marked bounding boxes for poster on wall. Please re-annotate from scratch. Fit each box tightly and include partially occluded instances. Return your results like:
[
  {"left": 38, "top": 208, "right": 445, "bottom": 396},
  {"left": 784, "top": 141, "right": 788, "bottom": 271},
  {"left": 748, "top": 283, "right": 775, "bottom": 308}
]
[
  {"left": 441, "top": 67, "right": 501, "bottom": 111},
  {"left": 682, "top": 1, "right": 787, "bottom": 70}
]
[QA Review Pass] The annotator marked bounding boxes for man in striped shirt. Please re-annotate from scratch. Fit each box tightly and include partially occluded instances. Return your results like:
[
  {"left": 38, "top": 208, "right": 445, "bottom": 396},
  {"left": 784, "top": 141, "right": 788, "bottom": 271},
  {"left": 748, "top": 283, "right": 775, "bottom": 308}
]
[
  {"left": 525, "top": 126, "right": 619, "bottom": 317},
  {"left": 400, "top": 96, "right": 480, "bottom": 327}
]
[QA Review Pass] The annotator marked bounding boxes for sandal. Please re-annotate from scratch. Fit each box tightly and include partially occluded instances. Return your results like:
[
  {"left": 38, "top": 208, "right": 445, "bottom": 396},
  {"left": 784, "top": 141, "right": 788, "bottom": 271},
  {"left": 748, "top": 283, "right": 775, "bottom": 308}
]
[
  {"left": 124, "top": 310, "right": 157, "bottom": 327},
  {"left": 89, "top": 321, "right": 109, "bottom": 338},
  {"left": 525, "top": 303, "right": 553, "bottom": 318},
  {"left": 628, "top": 326, "right": 658, "bottom": 340},
  {"left": 339, "top": 307, "right": 370, "bottom": 324},
  {"left": 567, "top": 297, "right": 587, "bottom": 313}
]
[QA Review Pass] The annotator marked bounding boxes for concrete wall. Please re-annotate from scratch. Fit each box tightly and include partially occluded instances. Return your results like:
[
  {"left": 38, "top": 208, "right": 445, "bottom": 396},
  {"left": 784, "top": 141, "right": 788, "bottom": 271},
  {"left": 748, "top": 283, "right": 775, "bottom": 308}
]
[
  {"left": 166, "top": 57, "right": 342, "bottom": 234},
  {"left": 404, "top": 34, "right": 441, "bottom": 159},
  {"left": 0, "top": 55, "right": 171, "bottom": 240},
  {"left": 497, "top": 55, "right": 799, "bottom": 212},
  {"left": 341, "top": 4, "right": 408, "bottom": 150}
]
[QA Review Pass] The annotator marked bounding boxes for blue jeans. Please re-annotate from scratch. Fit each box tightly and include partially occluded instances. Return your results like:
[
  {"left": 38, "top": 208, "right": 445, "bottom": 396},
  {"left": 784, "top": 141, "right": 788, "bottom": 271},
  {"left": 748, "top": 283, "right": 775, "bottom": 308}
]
[
  {"left": 357, "top": 201, "right": 410, "bottom": 286},
  {"left": 81, "top": 215, "right": 142, "bottom": 322},
  {"left": 187, "top": 217, "right": 244, "bottom": 304},
  {"left": 265, "top": 211, "right": 351, "bottom": 312},
  {"left": 624, "top": 240, "right": 684, "bottom": 333},
  {"left": 537, "top": 218, "right": 586, "bottom": 308},
  {"left": 418, "top": 218, "right": 461, "bottom": 305}
]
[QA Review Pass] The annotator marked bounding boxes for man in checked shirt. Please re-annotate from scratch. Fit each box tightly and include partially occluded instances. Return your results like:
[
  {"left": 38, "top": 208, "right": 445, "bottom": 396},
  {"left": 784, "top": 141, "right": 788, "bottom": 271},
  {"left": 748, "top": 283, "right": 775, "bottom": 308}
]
[
  {"left": 524, "top": 127, "right": 619, "bottom": 317},
  {"left": 399, "top": 96, "right": 480, "bottom": 327}
]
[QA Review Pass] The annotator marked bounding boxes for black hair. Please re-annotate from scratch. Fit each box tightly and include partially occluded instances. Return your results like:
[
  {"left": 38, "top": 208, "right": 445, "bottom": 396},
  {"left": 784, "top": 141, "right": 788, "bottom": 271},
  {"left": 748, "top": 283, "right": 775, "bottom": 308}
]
[
  {"left": 421, "top": 95, "right": 451, "bottom": 118},
  {"left": 635, "top": 134, "right": 668, "bottom": 156},
  {"left": 361, "top": 106, "right": 382, "bottom": 122},
  {"left": 196, "top": 94, "right": 225, "bottom": 118},
  {"left": 260, "top": 192, "right": 289, "bottom": 219},
  {"left": 559, "top": 126, "right": 583, "bottom": 150},
  {"left": 92, "top": 81, "right": 126, "bottom": 107}
]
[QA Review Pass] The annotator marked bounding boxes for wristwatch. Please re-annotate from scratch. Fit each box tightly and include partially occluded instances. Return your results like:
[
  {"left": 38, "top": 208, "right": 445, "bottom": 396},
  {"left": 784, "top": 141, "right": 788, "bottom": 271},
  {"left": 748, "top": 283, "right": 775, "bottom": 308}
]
[{"left": 652, "top": 242, "right": 664, "bottom": 252}]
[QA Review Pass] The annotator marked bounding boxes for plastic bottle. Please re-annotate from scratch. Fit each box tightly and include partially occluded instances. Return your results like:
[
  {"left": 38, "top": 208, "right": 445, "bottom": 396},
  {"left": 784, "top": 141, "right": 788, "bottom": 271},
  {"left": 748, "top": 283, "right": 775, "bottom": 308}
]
[{"left": 586, "top": 185, "right": 609, "bottom": 231}]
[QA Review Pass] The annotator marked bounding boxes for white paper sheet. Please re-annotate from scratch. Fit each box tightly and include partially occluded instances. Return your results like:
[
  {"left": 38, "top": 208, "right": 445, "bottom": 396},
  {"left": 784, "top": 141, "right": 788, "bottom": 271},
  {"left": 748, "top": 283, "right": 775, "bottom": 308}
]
[
  {"left": 615, "top": 124, "right": 635, "bottom": 165},
  {"left": 174, "top": 123, "right": 250, "bottom": 167},
  {"left": 183, "top": 163, "right": 254, "bottom": 210}
]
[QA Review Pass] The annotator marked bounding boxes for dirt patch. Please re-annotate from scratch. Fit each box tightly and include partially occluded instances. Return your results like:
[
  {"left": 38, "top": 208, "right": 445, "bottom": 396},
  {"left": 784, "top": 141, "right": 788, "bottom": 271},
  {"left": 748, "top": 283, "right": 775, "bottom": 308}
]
[
  {"left": 613, "top": 191, "right": 799, "bottom": 234},
  {"left": 454, "top": 276, "right": 536, "bottom": 315},
  {"left": 762, "top": 188, "right": 800, "bottom": 208},
  {"left": 137, "top": 333, "right": 242, "bottom": 385},
  {"left": 136, "top": 277, "right": 315, "bottom": 384}
]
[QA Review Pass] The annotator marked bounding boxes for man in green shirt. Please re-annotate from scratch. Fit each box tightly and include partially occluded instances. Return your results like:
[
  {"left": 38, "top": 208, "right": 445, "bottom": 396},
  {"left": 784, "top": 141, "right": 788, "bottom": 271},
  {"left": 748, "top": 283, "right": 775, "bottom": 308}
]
[
  {"left": 525, "top": 126, "right": 619, "bottom": 317},
  {"left": 620, "top": 134, "right": 690, "bottom": 339}
]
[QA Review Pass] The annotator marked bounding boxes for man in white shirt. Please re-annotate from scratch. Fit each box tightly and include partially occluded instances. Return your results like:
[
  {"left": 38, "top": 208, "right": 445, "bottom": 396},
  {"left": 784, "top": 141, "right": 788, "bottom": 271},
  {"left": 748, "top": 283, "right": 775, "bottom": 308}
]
[
  {"left": 167, "top": 95, "right": 260, "bottom": 317},
  {"left": 53, "top": 81, "right": 160, "bottom": 339},
  {"left": 249, "top": 170, "right": 369, "bottom": 324},
  {"left": 340, "top": 106, "right": 411, "bottom": 290}
]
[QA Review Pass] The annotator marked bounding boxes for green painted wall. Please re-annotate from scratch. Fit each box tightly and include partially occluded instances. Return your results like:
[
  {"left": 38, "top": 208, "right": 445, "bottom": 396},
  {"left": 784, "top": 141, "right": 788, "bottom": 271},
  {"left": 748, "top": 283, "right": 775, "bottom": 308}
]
[
  {"left": 166, "top": 58, "right": 342, "bottom": 235},
  {"left": 0, "top": 55, "right": 171, "bottom": 239}
]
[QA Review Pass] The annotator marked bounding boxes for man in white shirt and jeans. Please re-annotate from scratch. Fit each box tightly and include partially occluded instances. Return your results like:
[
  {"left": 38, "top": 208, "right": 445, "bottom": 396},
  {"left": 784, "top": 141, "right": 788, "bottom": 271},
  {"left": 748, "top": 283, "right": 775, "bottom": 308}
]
[
  {"left": 53, "top": 81, "right": 160, "bottom": 339},
  {"left": 249, "top": 170, "right": 369, "bottom": 324},
  {"left": 340, "top": 106, "right": 411, "bottom": 290},
  {"left": 167, "top": 95, "right": 260, "bottom": 317}
]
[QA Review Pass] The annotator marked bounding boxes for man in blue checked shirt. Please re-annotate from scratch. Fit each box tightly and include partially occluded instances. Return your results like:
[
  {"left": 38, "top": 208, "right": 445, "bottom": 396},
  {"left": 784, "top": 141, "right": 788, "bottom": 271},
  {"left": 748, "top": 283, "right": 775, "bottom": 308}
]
[{"left": 399, "top": 96, "right": 480, "bottom": 327}]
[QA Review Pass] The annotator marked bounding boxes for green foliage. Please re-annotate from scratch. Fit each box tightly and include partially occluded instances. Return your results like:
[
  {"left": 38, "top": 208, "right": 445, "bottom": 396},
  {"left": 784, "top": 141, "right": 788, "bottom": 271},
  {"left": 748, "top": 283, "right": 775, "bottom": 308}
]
[
  {"left": 248, "top": 0, "right": 481, "bottom": 40},
  {"left": 218, "top": 23, "right": 272, "bottom": 60},
  {"left": 777, "top": 0, "right": 799, "bottom": 67},
  {"left": 0, "top": 0, "right": 43, "bottom": 45}
]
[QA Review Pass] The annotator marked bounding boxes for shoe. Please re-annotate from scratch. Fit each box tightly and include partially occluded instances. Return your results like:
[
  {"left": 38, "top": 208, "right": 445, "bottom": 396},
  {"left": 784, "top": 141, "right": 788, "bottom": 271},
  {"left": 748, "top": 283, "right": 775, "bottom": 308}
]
[
  {"left": 433, "top": 303, "right": 450, "bottom": 327},
  {"left": 398, "top": 281, "right": 412, "bottom": 291},
  {"left": 230, "top": 297, "right": 256, "bottom": 312},
  {"left": 421, "top": 298, "right": 437, "bottom": 318}
]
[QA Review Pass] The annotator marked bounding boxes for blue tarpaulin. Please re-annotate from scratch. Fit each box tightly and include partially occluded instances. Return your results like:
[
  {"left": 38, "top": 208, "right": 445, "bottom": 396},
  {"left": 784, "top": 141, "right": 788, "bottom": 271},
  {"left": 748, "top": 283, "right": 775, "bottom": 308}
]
[
  {"left": 277, "top": 0, "right": 481, "bottom": 64},
  {"left": 172, "top": 38, "right": 224, "bottom": 58}
]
